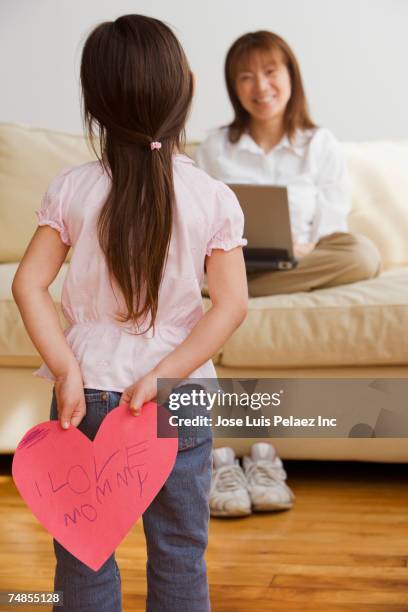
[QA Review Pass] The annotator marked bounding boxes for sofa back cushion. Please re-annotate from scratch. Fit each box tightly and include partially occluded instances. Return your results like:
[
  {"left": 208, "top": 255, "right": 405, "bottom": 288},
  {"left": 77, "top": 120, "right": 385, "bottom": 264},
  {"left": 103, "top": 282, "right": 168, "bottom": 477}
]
[
  {"left": 345, "top": 140, "right": 408, "bottom": 269},
  {"left": 0, "top": 123, "right": 95, "bottom": 262},
  {"left": 1, "top": 123, "right": 408, "bottom": 268}
]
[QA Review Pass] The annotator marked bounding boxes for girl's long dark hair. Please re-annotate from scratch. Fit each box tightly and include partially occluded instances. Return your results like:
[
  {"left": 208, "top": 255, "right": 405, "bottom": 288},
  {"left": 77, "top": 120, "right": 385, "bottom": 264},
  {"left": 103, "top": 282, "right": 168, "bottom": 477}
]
[
  {"left": 225, "top": 31, "right": 316, "bottom": 143},
  {"left": 80, "top": 15, "right": 193, "bottom": 332}
]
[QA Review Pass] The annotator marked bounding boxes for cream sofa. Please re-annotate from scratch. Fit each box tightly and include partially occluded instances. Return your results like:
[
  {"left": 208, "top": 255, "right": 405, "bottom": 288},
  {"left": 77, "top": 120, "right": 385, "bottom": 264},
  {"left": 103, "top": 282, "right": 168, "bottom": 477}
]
[{"left": 1, "top": 123, "right": 408, "bottom": 460}]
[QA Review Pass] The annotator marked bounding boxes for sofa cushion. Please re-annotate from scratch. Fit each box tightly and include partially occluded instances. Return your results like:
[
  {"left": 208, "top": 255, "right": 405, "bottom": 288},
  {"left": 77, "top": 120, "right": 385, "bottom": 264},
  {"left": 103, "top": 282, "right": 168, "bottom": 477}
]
[
  {"left": 215, "top": 268, "right": 408, "bottom": 368},
  {"left": 345, "top": 141, "right": 408, "bottom": 269},
  {"left": 2, "top": 263, "right": 408, "bottom": 369},
  {"left": 0, "top": 123, "right": 95, "bottom": 262}
]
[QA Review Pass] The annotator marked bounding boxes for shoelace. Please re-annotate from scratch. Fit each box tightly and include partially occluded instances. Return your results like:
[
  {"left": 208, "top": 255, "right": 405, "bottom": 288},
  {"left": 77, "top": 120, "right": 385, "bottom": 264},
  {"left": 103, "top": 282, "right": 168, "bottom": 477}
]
[
  {"left": 245, "top": 461, "right": 287, "bottom": 487},
  {"left": 212, "top": 464, "right": 248, "bottom": 492}
]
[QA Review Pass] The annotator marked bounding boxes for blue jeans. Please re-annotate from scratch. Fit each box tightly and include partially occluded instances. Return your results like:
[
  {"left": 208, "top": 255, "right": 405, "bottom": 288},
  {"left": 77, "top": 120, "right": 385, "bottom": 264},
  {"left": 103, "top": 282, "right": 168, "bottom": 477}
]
[{"left": 49, "top": 386, "right": 213, "bottom": 612}]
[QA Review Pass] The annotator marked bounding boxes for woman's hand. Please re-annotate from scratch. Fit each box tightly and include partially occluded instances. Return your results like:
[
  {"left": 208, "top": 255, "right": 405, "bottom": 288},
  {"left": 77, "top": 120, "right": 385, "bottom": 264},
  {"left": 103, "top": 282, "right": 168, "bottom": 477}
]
[
  {"left": 120, "top": 372, "right": 158, "bottom": 416},
  {"left": 54, "top": 365, "right": 86, "bottom": 429},
  {"left": 294, "top": 242, "right": 316, "bottom": 259}
]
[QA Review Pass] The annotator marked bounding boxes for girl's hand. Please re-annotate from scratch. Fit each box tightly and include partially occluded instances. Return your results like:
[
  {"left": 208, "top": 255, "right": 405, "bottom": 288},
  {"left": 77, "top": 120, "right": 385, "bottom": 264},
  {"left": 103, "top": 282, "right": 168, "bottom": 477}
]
[
  {"left": 294, "top": 242, "right": 316, "bottom": 259},
  {"left": 54, "top": 366, "right": 86, "bottom": 430},
  {"left": 120, "top": 372, "right": 157, "bottom": 416}
]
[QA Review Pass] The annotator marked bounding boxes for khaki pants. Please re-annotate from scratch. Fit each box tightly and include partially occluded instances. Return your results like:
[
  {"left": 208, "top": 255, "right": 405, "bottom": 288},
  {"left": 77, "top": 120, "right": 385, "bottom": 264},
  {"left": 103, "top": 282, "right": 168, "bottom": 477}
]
[{"left": 247, "top": 232, "right": 382, "bottom": 297}]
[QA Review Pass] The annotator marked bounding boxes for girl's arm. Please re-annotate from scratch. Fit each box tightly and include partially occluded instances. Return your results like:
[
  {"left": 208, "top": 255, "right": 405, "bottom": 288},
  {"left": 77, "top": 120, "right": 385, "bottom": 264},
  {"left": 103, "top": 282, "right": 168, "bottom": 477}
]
[
  {"left": 120, "top": 246, "right": 248, "bottom": 413},
  {"left": 12, "top": 226, "right": 86, "bottom": 429}
]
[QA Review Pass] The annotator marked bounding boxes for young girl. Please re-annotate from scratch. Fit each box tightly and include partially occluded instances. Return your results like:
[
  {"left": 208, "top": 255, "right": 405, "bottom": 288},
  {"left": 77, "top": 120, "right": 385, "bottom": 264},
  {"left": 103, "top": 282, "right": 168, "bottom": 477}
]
[
  {"left": 195, "top": 30, "right": 382, "bottom": 297},
  {"left": 12, "top": 14, "right": 248, "bottom": 612}
]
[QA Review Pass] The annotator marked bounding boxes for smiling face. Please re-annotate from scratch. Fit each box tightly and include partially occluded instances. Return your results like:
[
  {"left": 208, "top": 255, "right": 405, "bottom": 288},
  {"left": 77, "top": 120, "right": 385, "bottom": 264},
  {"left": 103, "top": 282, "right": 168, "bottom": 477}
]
[{"left": 234, "top": 49, "right": 292, "bottom": 126}]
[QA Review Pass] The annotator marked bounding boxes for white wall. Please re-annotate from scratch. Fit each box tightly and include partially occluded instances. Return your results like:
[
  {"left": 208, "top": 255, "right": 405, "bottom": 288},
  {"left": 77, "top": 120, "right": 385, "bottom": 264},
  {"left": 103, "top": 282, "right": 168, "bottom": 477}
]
[{"left": 1, "top": 0, "right": 407, "bottom": 142}]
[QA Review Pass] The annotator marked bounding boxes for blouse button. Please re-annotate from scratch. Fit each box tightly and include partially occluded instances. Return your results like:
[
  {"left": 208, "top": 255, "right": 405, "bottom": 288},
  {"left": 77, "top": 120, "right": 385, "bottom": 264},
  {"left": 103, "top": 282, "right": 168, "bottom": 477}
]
[{"left": 101, "top": 392, "right": 108, "bottom": 401}]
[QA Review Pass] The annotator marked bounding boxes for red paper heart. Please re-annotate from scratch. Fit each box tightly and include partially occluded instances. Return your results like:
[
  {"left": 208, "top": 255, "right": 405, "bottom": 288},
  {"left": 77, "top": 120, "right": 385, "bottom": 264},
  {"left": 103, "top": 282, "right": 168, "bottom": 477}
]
[{"left": 12, "top": 402, "right": 178, "bottom": 571}]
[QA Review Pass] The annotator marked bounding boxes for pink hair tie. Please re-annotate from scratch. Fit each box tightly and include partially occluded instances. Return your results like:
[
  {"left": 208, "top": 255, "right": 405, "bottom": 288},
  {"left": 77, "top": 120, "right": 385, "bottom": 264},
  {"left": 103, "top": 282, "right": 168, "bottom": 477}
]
[{"left": 150, "top": 141, "right": 162, "bottom": 151}]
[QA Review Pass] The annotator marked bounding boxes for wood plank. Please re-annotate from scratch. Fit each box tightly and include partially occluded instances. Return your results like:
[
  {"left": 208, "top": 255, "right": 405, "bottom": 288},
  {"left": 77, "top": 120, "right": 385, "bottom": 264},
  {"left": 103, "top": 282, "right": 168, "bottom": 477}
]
[{"left": 1, "top": 458, "right": 408, "bottom": 610}]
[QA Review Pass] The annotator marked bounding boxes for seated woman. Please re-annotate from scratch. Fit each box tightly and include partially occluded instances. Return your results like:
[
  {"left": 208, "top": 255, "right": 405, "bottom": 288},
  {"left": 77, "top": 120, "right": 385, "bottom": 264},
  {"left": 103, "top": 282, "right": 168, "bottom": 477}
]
[
  {"left": 195, "top": 30, "right": 381, "bottom": 297},
  {"left": 196, "top": 31, "right": 382, "bottom": 519}
]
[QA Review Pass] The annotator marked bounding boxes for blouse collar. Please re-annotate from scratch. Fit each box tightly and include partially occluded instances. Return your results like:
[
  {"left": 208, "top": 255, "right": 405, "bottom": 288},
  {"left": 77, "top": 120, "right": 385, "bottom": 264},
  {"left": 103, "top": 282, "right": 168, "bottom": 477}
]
[{"left": 234, "top": 130, "right": 308, "bottom": 157}]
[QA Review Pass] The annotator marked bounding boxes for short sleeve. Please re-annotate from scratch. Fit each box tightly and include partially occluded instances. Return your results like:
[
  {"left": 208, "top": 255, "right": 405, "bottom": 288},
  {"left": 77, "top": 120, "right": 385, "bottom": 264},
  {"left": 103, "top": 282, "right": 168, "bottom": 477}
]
[
  {"left": 35, "top": 167, "right": 73, "bottom": 246},
  {"left": 206, "top": 182, "right": 247, "bottom": 256},
  {"left": 311, "top": 130, "right": 352, "bottom": 242}
]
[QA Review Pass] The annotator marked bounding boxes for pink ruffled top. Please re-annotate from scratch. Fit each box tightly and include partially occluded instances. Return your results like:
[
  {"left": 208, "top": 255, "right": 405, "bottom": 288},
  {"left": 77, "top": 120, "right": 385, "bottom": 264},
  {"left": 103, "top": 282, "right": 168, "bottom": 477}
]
[{"left": 34, "top": 155, "right": 246, "bottom": 392}]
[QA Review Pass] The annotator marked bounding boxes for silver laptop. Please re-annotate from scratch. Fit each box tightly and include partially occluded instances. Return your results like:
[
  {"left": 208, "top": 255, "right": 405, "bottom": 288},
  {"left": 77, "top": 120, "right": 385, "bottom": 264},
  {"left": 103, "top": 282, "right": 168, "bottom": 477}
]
[{"left": 228, "top": 184, "right": 298, "bottom": 272}]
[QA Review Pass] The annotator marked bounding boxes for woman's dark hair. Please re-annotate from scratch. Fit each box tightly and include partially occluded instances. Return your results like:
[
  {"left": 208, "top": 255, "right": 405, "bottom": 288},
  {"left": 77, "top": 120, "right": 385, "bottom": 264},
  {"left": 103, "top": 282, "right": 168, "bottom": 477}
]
[
  {"left": 225, "top": 31, "right": 316, "bottom": 143},
  {"left": 80, "top": 14, "right": 193, "bottom": 332}
]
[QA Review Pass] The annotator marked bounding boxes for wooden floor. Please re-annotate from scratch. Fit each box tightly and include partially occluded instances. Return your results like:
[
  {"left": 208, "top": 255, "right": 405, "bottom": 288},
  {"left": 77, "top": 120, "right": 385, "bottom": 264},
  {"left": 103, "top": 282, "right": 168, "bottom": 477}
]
[{"left": 1, "top": 458, "right": 408, "bottom": 611}]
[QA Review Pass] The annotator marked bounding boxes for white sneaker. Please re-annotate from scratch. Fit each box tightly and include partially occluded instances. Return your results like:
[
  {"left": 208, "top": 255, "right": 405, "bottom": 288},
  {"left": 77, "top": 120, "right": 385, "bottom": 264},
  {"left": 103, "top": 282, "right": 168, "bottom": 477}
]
[
  {"left": 210, "top": 447, "right": 251, "bottom": 517},
  {"left": 243, "top": 442, "right": 295, "bottom": 511}
]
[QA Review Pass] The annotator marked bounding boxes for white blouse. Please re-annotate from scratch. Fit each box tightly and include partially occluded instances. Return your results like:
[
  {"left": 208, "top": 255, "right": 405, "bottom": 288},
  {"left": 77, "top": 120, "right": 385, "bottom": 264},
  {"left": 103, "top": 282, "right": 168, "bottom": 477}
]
[{"left": 194, "top": 127, "right": 352, "bottom": 244}]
